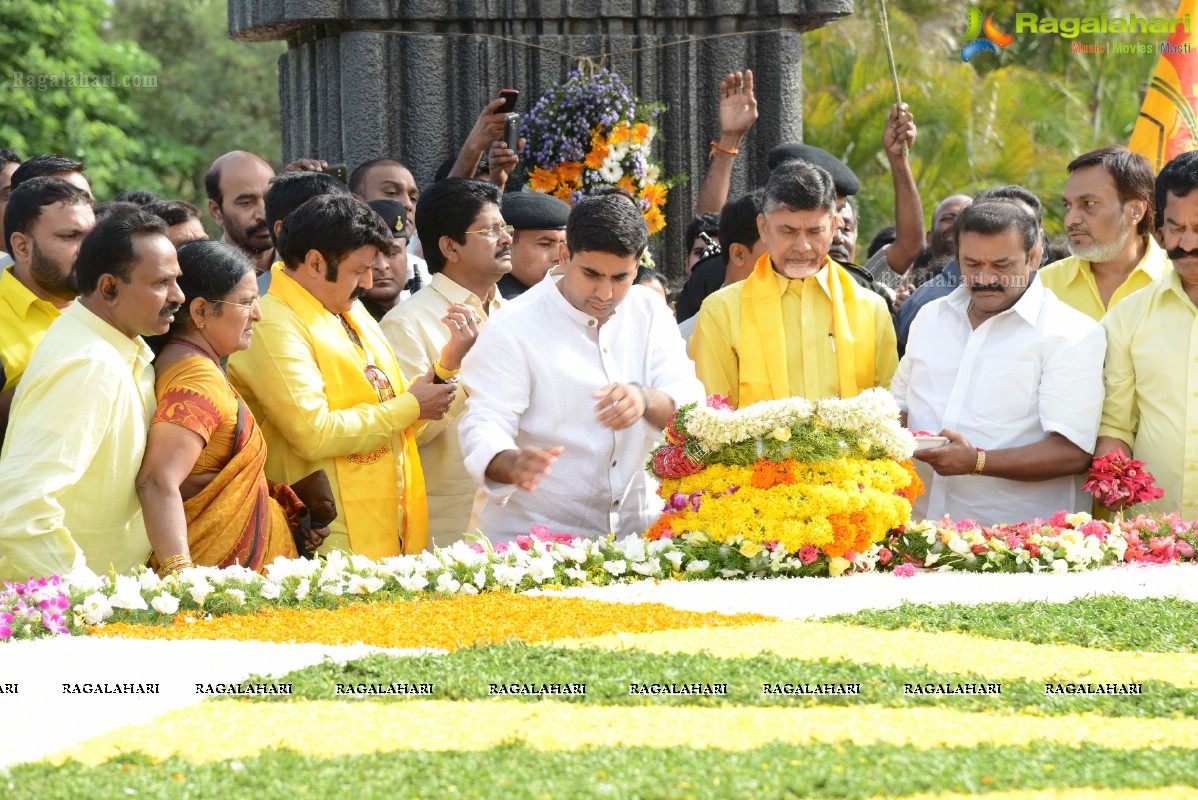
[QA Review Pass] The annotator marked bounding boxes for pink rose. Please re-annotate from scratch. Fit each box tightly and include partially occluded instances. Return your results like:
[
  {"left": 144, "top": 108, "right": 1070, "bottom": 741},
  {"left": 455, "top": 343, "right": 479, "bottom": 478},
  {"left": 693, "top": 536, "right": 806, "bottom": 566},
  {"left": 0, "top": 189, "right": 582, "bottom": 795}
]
[
  {"left": 798, "top": 545, "right": 818, "bottom": 564},
  {"left": 894, "top": 563, "right": 917, "bottom": 578},
  {"left": 1048, "top": 510, "right": 1070, "bottom": 528},
  {"left": 877, "top": 547, "right": 893, "bottom": 566},
  {"left": 1176, "top": 539, "right": 1196, "bottom": 559}
]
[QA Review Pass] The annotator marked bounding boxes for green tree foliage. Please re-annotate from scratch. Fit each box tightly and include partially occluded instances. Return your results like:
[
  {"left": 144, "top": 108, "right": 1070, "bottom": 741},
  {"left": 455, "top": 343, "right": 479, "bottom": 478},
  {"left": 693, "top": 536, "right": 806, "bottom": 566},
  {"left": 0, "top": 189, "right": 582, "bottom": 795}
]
[
  {"left": 804, "top": 0, "right": 1177, "bottom": 240},
  {"left": 0, "top": 1, "right": 166, "bottom": 200},
  {"left": 108, "top": 0, "right": 285, "bottom": 207},
  {"left": 0, "top": 0, "right": 283, "bottom": 210}
]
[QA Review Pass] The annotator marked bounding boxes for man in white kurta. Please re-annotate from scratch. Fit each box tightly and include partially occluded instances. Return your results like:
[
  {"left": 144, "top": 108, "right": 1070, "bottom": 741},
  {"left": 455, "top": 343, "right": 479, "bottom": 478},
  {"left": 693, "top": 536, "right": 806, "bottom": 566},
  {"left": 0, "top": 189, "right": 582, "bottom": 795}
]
[
  {"left": 459, "top": 195, "right": 704, "bottom": 542},
  {"left": 891, "top": 201, "right": 1106, "bottom": 525}
]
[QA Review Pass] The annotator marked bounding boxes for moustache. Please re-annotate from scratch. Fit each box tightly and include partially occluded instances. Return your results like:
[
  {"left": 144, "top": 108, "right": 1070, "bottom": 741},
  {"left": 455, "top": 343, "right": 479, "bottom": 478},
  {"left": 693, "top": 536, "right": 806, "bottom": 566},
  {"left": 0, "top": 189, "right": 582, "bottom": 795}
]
[
  {"left": 1167, "top": 246, "right": 1198, "bottom": 261},
  {"left": 245, "top": 222, "right": 269, "bottom": 238},
  {"left": 350, "top": 286, "right": 367, "bottom": 301},
  {"left": 968, "top": 285, "right": 1003, "bottom": 293},
  {"left": 161, "top": 302, "right": 182, "bottom": 316},
  {"left": 497, "top": 245, "right": 512, "bottom": 258}
]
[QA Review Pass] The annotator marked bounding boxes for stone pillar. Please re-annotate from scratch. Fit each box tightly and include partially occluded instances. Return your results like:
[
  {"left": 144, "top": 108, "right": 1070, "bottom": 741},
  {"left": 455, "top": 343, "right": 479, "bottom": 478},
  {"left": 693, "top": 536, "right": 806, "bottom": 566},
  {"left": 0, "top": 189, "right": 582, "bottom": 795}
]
[{"left": 229, "top": 0, "right": 852, "bottom": 282}]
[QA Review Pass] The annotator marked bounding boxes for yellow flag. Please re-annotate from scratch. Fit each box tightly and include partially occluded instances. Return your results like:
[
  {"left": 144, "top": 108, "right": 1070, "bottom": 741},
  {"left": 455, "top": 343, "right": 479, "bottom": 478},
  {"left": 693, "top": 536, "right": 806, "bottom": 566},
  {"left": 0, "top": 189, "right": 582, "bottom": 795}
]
[{"left": 1129, "top": 0, "right": 1198, "bottom": 172}]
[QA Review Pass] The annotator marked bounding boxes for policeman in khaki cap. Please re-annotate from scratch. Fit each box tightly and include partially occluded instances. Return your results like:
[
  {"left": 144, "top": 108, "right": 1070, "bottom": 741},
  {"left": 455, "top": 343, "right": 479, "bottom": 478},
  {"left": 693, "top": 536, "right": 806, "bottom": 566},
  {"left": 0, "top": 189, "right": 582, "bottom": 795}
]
[{"left": 497, "top": 192, "right": 571, "bottom": 300}]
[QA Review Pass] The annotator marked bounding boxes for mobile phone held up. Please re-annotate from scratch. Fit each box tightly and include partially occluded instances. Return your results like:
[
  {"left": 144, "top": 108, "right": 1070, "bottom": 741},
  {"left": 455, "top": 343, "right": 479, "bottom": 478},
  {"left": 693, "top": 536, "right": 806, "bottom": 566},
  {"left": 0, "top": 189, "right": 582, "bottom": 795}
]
[
  {"left": 326, "top": 163, "right": 348, "bottom": 183},
  {"left": 498, "top": 88, "right": 519, "bottom": 114},
  {"left": 504, "top": 114, "right": 521, "bottom": 152}
]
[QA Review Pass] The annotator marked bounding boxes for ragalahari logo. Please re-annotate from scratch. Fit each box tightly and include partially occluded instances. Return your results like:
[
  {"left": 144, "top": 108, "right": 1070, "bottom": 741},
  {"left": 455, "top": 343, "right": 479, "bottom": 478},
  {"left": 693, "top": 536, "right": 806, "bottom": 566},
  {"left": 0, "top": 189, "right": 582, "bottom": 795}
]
[{"left": 961, "top": 8, "right": 1014, "bottom": 61}]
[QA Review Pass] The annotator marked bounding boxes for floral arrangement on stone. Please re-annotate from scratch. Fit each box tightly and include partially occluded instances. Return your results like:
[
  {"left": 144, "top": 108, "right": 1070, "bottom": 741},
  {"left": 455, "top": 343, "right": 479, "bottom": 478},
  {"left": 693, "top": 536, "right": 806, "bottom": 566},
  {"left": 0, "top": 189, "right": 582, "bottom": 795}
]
[
  {"left": 644, "top": 390, "right": 923, "bottom": 561},
  {"left": 8, "top": 509, "right": 1198, "bottom": 642},
  {"left": 520, "top": 66, "right": 670, "bottom": 234}
]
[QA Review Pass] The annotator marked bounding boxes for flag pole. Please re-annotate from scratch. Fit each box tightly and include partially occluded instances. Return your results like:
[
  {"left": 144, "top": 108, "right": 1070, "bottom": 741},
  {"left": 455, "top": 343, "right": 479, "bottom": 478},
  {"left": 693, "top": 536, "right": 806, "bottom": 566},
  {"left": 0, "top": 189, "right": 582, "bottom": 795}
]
[{"left": 876, "top": 0, "right": 908, "bottom": 158}]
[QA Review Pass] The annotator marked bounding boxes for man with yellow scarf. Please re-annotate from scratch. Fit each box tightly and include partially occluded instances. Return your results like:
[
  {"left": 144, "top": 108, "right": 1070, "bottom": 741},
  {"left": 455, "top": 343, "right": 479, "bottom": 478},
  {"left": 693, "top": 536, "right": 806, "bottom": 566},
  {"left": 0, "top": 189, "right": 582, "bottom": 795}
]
[
  {"left": 691, "top": 160, "right": 898, "bottom": 407},
  {"left": 228, "top": 195, "right": 456, "bottom": 558}
]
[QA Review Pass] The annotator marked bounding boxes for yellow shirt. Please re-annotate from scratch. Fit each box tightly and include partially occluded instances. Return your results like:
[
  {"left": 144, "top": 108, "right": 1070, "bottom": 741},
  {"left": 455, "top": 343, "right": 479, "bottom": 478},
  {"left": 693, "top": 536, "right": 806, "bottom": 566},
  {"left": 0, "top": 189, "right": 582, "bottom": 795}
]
[
  {"left": 1037, "top": 237, "right": 1168, "bottom": 321},
  {"left": 227, "top": 267, "right": 423, "bottom": 557},
  {"left": 0, "top": 265, "right": 63, "bottom": 392},
  {"left": 0, "top": 303, "right": 155, "bottom": 581},
  {"left": 691, "top": 265, "right": 897, "bottom": 405},
  {"left": 1099, "top": 268, "right": 1198, "bottom": 517},
  {"left": 379, "top": 273, "right": 500, "bottom": 548}
]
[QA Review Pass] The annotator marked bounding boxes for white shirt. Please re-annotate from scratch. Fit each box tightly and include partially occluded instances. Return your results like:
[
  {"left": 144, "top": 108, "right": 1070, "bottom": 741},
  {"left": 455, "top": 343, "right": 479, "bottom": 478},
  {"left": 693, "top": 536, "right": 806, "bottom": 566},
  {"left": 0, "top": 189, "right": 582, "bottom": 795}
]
[
  {"left": 459, "top": 278, "right": 705, "bottom": 542},
  {"left": 891, "top": 278, "right": 1106, "bottom": 525}
]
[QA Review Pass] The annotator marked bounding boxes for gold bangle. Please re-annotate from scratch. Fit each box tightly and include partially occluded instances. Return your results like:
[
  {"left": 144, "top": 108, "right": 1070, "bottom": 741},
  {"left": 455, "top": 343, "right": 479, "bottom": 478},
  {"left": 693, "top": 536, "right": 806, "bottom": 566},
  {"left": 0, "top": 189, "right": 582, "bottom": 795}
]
[
  {"left": 973, "top": 448, "right": 986, "bottom": 476},
  {"left": 158, "top": 554, "right": 193, "bottom": 577}
]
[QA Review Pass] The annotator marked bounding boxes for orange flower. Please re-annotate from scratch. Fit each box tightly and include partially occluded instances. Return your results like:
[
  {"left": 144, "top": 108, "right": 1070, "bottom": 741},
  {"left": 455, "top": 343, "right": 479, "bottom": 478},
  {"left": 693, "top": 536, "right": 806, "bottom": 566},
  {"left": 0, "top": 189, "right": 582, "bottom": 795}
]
[
  {"left": 896, "top": 460, "right": 925, "bottom": 504},
  {"left": 584, "top": 142, "right": 610, "bottom": 170},
  {"left": 528, "top": 167, "right": 558, "bottom": 193},
  {"left": 609, "top": 122, "right": 631, "bottom": 146},
  {"left": 553, "top": 185, "right": 575, "bottom": 204},
  {"left": 640, "top": 182, "right": 667, "bottom": 209},
  {"left": 644, "top": 206, "right": 666, "bottom": 234},
  {"left": 751, "top": 460, "right": 797, "bottom": 490},
  {"left": 556, "top": 160, "right": 584, "bottom": 185},
  {"left": 91, "top": 594, "right": 765, "bottom": 650},
  {"left": 616, "top": 176, "right": 636, "bottom": 196},
  {"left": 645, "top": 515, "right": 679, "bottom": 542},
  {"left": 630, "top": 122, "right": 651, "bottom": 144}
]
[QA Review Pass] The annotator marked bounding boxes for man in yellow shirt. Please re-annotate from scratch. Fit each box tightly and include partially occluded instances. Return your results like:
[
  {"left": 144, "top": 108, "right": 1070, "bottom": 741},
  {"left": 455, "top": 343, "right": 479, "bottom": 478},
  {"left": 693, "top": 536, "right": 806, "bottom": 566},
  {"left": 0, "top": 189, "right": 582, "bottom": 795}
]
[
  {"left": 0, "top": 178, "right": 95, "bottom": 393},
  {"left": 228, "top": 194, "right": 456, "bottom": 558},
  {"left": 381, "top": 179, "right": 505, "bottom": 547},
  {"left": 1098, "top": 151, "right": 1198, "bottom": 517},
  {"left": 1038, "top": 146, "right": 1167, "bottom": 321},
  {"left": 0, "top": 206, "right": 183, "bottom": 581},
  {"left": 691, "top": 160, "right": 897, "bottom": 407}
]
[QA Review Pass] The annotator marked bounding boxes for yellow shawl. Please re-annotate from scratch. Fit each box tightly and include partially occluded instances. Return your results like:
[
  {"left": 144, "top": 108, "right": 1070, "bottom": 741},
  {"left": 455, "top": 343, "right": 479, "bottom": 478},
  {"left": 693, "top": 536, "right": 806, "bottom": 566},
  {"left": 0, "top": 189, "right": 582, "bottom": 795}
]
[
  {"left": 269, "top": 269, "right": 428, "bottom": 555},
  {"left": 738, "top": 253, "right": 876, "bottom": 406}
]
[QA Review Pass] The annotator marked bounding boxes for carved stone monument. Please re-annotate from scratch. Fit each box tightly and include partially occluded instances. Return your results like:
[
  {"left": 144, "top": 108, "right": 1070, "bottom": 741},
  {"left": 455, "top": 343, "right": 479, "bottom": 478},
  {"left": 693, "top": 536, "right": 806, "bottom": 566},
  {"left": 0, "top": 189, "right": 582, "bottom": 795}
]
[{"left": 229, "top": 0, "right": 852, "bottom": 279}]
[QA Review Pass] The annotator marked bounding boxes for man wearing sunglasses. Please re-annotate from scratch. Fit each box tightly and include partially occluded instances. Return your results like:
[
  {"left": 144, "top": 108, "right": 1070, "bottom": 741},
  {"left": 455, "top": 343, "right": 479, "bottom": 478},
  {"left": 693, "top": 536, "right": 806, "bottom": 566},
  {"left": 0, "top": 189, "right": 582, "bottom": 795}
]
[
  {"left": 228, "top": 194, "right": 455, "bottom": 558},
  {"left": 381, "top": 178, "right": 508, "bottom": 547}
]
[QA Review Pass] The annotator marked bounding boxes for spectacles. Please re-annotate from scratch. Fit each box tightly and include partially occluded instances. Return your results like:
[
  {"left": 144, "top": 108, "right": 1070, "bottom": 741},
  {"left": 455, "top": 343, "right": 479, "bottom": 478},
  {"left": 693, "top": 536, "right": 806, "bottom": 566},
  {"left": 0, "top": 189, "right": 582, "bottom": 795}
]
[
  {"left": 463, "top": 224, "right": 515, "bottom": 241},
  {"left": 212, "top": 297, "right": 260, "bottom": 311},
  {"left": 364, "top": 364, "right": 396, "bottom": 402}
]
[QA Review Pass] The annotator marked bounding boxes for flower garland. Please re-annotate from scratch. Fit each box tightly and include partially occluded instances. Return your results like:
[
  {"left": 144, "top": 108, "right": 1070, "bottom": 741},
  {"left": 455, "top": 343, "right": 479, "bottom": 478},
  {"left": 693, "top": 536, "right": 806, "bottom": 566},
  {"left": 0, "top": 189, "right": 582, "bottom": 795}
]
[{"left": 520, "top": 67, "right": 671, "bottom": 234}]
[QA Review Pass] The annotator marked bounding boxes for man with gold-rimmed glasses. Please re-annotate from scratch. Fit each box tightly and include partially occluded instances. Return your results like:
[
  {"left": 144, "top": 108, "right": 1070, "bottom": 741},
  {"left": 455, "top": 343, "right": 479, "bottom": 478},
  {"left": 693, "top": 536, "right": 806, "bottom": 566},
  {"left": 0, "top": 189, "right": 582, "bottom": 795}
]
[
  {"left": 381, "top": 178, "right": 508, "bottom": 547},
  {"left": 229, "top": 194, "right": 455, "bottom": 557}
]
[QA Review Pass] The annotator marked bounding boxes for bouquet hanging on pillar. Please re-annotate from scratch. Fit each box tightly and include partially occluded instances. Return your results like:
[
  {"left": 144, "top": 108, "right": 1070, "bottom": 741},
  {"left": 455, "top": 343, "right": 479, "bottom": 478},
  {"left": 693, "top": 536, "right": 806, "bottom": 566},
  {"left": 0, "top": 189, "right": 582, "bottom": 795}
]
[{"left": 519, "top": 65, "right": 672, "bottom": 234}]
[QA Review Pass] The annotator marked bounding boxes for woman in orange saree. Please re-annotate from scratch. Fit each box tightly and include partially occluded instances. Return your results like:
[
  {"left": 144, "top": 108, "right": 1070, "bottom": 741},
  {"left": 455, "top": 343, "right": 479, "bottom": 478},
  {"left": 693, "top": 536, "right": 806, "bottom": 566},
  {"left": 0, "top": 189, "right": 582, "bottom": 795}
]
[{"left": 136, "top": 240, "right": 323, "bottom": 575}]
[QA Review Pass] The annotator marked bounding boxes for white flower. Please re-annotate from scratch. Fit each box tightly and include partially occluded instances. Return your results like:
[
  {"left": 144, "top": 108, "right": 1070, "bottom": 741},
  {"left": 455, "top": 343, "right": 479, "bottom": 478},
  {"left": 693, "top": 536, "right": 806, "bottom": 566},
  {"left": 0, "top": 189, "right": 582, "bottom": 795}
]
[
  {"left": 492, "top": 564, "right": 526, "bottom": 589},
  {"left": 435, "top": 572, "right": 461, "bottom": 594},
  {"left": 527, "top": 557, "right": 556, "bottom": 583},
  {"left": 138, "top": 569, "right": 162, "bottom": 593},
  {"left": 150, "top": 593, "right": 179, "bottom": 615},
  {"left": 599, "top": 159, "right": 623, "bottom": 184},
  {"left": 321, "top": 582, "right": 344, "bottom": 597},
  {"left": 663, "top": 550, "right": 684, "bottom": 570},
  {"left": 346, "top": 575, "right": 385, "bottom": 595},
  {"left": 947, "top": 537, "right": 971, "bottom": 555},
  {"left": 259, "top": 581, "right": 281, "bottom": 601},
  {"left": 564, "top": 567, "right": 587, "bottom": 582},
  {"left": 108, "top": 575, "right": 148, "bottom": 610},
  {"left": 473, "top": 567, "right": 488, "bottom": 590},
  {"left": 602, "top": 560, "right": 627, "bottom": 576},
  {"left": 458, "top": 583, "right": 479, "bottom": 595},
  {"left": 78, "top": 592, "right": 113, "bottom": 625},
  {"left": 645, "top": 163, "right": 661, "bottom": 183},
  {"left": 631, "top": 558, "right": 660, "bottom": 576},
  {"left": 616, "top": 535, "right": 646, "bottom": 563},
  {"left": 719, "top": 568, "right": 745, "bottom": 578},
  {"left": 397, "top": 573, "right": 429, "bottom": 593},
  {"left": 685, "top": 559, "right": 710, "bottom": 572},
  {"left": 224, "top": 589, "right": 247, "bottom": 605},
  {"left": 293, "top": 578, "right": 310, "bottom": 601},
  {"left": 1051, "top": 559, "right": 1069, "bottom": 574},
  {"left": 188, "top": 578, "right": 214, "bottom": 606},
  {"left": 924, "top": 552, "right": 940, "bottom": 567}
]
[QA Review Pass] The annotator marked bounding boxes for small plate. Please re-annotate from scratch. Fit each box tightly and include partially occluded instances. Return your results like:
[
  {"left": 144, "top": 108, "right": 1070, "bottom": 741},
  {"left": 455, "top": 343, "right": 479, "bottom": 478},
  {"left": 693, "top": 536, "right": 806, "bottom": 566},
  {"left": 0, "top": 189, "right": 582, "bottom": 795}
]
[{"left": 913, "top": 435, "right": 949, "bottom": 451}]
